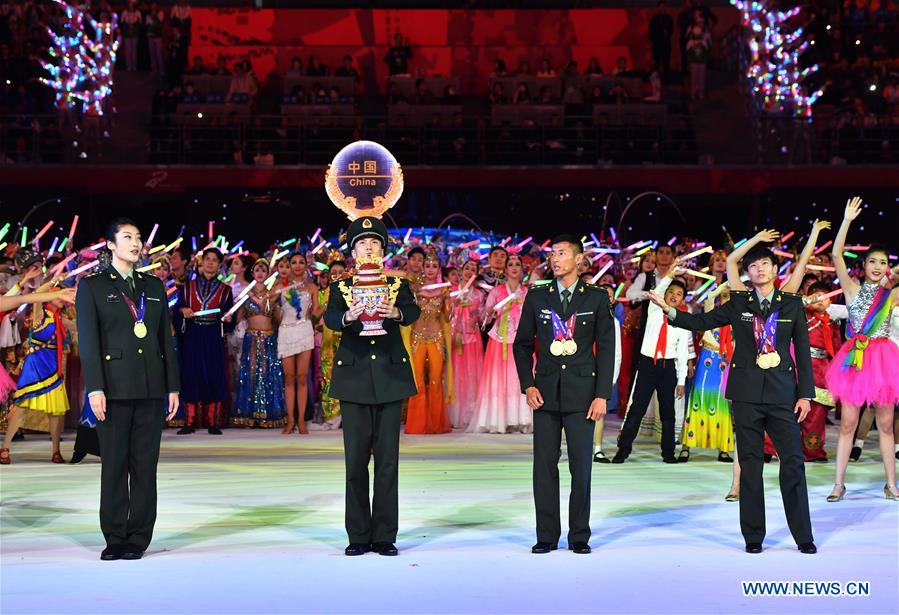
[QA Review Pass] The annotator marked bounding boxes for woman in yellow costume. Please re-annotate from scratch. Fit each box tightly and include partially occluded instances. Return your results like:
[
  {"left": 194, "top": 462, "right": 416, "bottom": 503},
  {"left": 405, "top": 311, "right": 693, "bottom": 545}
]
[{"left": 405, "top": 247, "right": 454, "bottom": 434}]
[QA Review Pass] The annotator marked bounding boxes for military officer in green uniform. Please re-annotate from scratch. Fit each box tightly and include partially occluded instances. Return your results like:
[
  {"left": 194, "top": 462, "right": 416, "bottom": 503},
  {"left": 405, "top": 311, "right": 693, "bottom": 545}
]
[
  {"left": 76, "top": 218, "right": 180, "bottom": 561},
  {"left": 650, "top": 244, "right": 816, "bottom": 555},
  {"left": 324, "top": 216, "right": 420, "bottom": 557},
  {"left": 513, "top": 235, "right": 616, "bottom": 555}
]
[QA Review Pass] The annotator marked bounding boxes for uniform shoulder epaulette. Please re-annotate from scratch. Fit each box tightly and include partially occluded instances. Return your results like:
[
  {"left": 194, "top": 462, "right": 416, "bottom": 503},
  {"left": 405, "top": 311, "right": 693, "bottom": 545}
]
[
  {"left": 85, "top": 270, "right": 102, "bottom": 279},
  {"left": 731, "top": 289, "right": 750, "bottom": 296},
  {"left": 778, "top": 291, "right": 803, "bottom": 301}
]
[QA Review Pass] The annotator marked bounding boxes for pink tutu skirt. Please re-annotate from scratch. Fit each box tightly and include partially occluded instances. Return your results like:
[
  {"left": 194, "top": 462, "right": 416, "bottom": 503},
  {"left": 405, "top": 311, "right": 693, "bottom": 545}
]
[
  {"left": 826, "top": 337, "right": 899, "bottom": 407},
  {"left": 0, "top": 364, "right": 15, "bottom": 403}
]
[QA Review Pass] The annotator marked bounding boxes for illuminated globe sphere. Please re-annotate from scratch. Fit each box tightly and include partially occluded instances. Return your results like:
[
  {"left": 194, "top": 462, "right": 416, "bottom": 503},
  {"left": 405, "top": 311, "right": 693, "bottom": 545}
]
[{"left": 325, "top": 140, "right": 404, "bottom": 220}]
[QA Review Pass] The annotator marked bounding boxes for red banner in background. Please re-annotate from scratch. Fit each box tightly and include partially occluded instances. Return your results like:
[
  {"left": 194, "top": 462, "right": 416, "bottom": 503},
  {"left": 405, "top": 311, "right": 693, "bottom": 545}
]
[{"left": 189, "top": 7, "right": 740, "bottom": 94}]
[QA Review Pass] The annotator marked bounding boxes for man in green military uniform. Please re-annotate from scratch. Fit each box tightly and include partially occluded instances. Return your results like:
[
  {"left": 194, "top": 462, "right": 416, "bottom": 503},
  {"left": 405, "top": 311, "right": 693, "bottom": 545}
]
[
  {"left": 650, "top": 244, "right": 816, "bottom": 555},
  {"left": 324, "top": 216, "right": 420, "bottom": 557},
  {"left": 513, "top": 235, "right": 616, "bottom": 555},
  {"left": 76, "top": 218, "right": 180, "bottom": 561}
]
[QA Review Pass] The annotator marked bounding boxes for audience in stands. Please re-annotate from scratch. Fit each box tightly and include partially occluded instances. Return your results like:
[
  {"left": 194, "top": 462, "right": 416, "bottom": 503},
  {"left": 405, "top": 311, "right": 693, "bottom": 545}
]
[
  {"left": 186, "top": 55, "right": 207, "bottom": 76},
  {"left": 226, "top": 61, "right": 257, "bottom": 105},
  {"left": 212, "top": 56, "right": 232, "bottom": 76},
  {"left": 650, "top": 1, "right": 675, "bottom": 77},
  {"left": 584, "top": 58, "right": 603, "bottom": 76},
  {"left": 685, "top": 10, "right": 712, "bottom": 100},
  {"left": 170, "top": 0, "right": 192, "bottom": 45},
  {"left": 335, "top": 55, "right": 360, "bottom": 82},
  {"left": 120, "top": 0, "right": 141, "bottom": 72},
  {"left": 306, "top": 54, "right": 328, "bottom": 77},
  {"left": 385, "top": 32, "right": 413, "bottom": 76},
  {"left": 678, "top": 0, "right": 717, "bottom": 72},
  {"left": 536, "top": 58, "right": 556, "bottom": 78},
  {"left": 801, "top": 0, "right": 899, "bottom": 162},
  {"left": 145, "top": 2, "right": 166, "bottom": 76}
]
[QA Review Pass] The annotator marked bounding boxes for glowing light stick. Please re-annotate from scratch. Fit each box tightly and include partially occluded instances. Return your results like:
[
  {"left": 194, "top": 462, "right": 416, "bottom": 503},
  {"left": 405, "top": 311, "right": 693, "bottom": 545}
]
[
  {"left": 684, "top": 268, "right": 716, "bottom": 281},
  {"left": 146, "top": 222, "right": 158, "bottom": 246},
  {"left": 193, "top": 308, "right": 221, "bottom": 317},
  {"left": 66, "top": 259, "right": 99, "bottom": 278},
  {"left": 814, "top": 240, "right": 833, "bottom": 255},
  {"left": 221, "top": 295, "right": 248, "bottom": 320},
  {"left": 589, "top": 260, "right": 614, "bottom": 284},
  {"left": 681, "top": 246, "right": 714, "bottom": 261}
]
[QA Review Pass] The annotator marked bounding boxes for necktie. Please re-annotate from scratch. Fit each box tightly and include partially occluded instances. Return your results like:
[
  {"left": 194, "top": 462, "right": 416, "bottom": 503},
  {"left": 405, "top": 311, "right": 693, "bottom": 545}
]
[
  {"left": 654, "top": 314, "right": 668, "bottom": 363},
  {"left": 561, "top": 289, "right": 571, "bottom": 315},
  {"left": 761, "top": 298, "right": 770, "bottom": 316},
  {"left": 127, "top": 275, "right": 135, "bottom": 296}
]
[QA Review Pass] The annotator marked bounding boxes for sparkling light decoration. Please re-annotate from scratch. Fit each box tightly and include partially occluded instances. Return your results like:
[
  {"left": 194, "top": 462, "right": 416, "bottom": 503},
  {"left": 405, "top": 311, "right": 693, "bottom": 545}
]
[
  {"left": 40, "top": 0, "right": 119, "bottom": 115},
  {"left": 732, "top": 1, "right": 820, "bottom": 117}
]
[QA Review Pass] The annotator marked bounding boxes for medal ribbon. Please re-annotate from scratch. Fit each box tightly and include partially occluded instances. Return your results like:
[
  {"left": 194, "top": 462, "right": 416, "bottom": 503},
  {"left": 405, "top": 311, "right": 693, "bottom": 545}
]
[
  {"left": 550, "top": 310, "right": 575, "bottom": 342},
  {"left": 753, "top": 310, "right": 779, "bottom": 355},
  {"left": 121, "top": 290, "right": 147, "bottom": 325}
]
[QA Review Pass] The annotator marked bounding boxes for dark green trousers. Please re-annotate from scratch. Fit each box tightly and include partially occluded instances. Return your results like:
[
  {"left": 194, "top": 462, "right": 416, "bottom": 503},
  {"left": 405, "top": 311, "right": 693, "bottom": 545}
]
[
  {"left": 533, "top": 409, "right": 594, "bottom": 545},
  {"left": 341, "top": 401, "right": 401, "bottom": 544}
]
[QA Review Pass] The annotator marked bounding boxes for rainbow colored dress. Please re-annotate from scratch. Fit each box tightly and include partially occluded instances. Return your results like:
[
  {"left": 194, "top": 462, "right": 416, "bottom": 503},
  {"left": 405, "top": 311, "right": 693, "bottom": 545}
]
[{"left": 681, "top": 328, "right": 733, "bottom": 452}]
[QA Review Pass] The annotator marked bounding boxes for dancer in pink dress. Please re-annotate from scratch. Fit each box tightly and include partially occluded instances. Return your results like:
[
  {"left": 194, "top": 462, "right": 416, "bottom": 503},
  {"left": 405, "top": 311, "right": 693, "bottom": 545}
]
[
  {"left": 825, "top": 196, "right": 899, "bottom": 502},
  {"left": 448, "top": 259, "right": 485, "bottom": 429},
  {"left": 467, "top": 253, "right": 531, "bottom": 434}
]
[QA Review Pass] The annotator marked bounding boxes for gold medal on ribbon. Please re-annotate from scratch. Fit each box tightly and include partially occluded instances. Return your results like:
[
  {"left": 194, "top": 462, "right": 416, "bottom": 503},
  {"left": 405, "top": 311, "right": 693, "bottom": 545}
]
[
  {"left": 550, "top": 340, "right": 564, "bottom": 356},
  {"left": 134, "top": 321, "right": 148, "bottom": 339},
  {"left": 562, "top": 339, "right": 578, "bottom": 356},
  {"left": 755, "top": 352, "right": 780, "bottom": 369}
]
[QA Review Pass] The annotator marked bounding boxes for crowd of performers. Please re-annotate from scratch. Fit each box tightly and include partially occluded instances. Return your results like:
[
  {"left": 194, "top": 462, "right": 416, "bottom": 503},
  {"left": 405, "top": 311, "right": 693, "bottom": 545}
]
[{"left": 1, "top": 199, "right": 898, "bottom": 501}]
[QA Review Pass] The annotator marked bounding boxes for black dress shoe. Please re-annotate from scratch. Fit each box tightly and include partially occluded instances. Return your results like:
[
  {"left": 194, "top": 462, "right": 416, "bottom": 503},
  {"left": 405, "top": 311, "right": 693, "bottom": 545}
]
[
  {"left": 568, "top": 542, "right": 592, "bottom": 554},
  {"left": 662, "top": 456, "right": 678, "bottom": 464},
  {"left": 717, "top": 452, "right": 734, "bottom": 463},
  {"left": 593, "top": 451, "right": 610, "bottom": 463},
  {"left": 121, "top": 544, "right": 144, "bottom": 560},
  {"left": 176, "top": 427, "right": 195, "bottom": 435},
  {"left": 100, "top": 545, "right": 123, "bottom": 561},
  {"left": 207, "top": 427, "right": 223, "bottom": 435},
  {"left": 849, "top": 446, "right": 861, "bottom": 462},
  {"left": 344, "top": 543, "right": 371, "bottom": 556},
  {"left": 610, "top": 452, "right": 627, "bottom": 464},
  {"left": 372, "top": 542, "right": 398, "bottom": 556},
  {"left": 531, "top": 542, "right": 558, "bottom": 554},
  {"left": 70, "top": 451, "right": 88, "bottom": 464},
  {"left": 797, "top": 542, "right": 817, "bottom": 554},
  {"left": 745, "top": 543, "right": 763, "bottom": 554}
]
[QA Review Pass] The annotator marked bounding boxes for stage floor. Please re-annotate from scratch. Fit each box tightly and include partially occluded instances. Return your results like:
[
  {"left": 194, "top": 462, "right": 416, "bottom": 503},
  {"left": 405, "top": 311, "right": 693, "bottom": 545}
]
[{"left": 1, "top": 424, "right": 897, "bottom": 615}]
